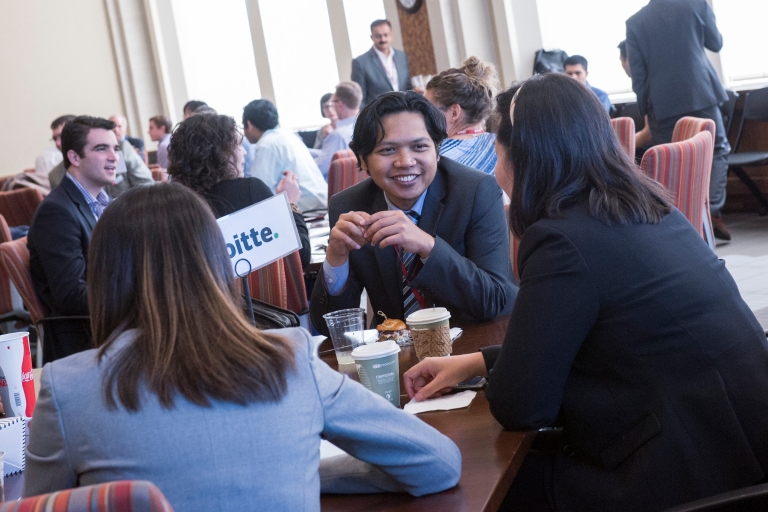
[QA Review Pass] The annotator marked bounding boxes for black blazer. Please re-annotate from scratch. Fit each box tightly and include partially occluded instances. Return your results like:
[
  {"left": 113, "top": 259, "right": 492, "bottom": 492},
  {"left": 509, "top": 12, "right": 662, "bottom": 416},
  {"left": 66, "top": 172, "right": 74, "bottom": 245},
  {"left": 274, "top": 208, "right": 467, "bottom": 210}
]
[
  {"left": 28, "top": 176, "right": 95, "bottom": 362},
  {"left": 626, "top": 0, "right": 727, "bottom": 120},
  {"left": 203, "top": 177, "right": 311, "bottom": 268},
  {"left": 310, "top": 158, "right": 516, "bottom": 335},
  {"left": 351, "top": 47, "right": 412, "bottom": 107},
  {"left": 481, "top": 206, "right": 768, "bottom": 510}
]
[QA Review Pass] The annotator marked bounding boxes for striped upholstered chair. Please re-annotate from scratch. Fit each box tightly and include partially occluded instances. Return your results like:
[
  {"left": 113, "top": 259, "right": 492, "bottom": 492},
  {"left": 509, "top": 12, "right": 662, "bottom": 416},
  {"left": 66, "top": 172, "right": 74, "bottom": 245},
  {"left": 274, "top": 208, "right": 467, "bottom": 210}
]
[
  {"left": 671, "top": 116, "right": 716, "bottom": 144},
  {"left": 640, "top": 131, "right": 714, "bottom": 247},
  {"left": 611, "top": 117, "right": 636, "bottom": 160},
  {"left": 328, "top": 157, "right": 368, "bottom": 199},
  {"left": 331, "top": 149, "right": 355, "bottom": 164},
  {"left": 0, "top": 480, "right": 174, "bottom": 512},
  {"left": 0, "top": 216, "right": 29, "bottom": 325},
  {"left": 246, "top": 258, "right": 288, "bottom": 309},
  {"left": 151, "top": 169, "right": 168, "bottom": 182},
  {"left": 283, "top": 251, "right": 309, "bottom": 315},
  {"left": 0, "top": 188, "right": 44, "bottom": 227}
]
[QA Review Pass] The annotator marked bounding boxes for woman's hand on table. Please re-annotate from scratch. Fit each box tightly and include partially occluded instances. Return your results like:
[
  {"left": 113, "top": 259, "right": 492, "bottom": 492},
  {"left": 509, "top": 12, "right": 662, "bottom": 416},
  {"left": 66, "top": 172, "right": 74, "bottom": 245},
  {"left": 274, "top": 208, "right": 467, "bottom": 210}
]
[{"left": 404, "top": 352, "right": 487, "bottom": 402}]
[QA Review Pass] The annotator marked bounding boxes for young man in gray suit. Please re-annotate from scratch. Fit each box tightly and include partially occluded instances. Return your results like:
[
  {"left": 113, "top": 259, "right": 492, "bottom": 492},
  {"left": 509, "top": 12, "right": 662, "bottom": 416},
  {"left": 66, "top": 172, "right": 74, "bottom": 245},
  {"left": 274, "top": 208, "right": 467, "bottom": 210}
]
[
  {"left": 351, "top": 19, "right": 412, "bottom": 107},
  {"left": 310, "top": 92, "right": 517, "bottom": 334},
  {"left": 626, "top": 0, "right": 731, "bottom": 239}
]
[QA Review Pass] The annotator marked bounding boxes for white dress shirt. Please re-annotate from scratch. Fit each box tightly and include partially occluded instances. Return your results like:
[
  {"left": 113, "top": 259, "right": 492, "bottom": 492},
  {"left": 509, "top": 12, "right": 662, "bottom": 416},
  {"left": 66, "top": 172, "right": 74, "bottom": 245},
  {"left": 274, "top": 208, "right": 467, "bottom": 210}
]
[{"left": 373, "top": 46, "right": 399, "bottom": 92}]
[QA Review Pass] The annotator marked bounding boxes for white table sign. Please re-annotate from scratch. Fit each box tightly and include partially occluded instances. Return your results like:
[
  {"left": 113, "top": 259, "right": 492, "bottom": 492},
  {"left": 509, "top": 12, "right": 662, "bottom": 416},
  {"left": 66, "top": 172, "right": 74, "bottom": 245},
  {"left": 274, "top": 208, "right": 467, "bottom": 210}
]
[{"left": 216, "top": 192, "right": 301, "bottom": 277}]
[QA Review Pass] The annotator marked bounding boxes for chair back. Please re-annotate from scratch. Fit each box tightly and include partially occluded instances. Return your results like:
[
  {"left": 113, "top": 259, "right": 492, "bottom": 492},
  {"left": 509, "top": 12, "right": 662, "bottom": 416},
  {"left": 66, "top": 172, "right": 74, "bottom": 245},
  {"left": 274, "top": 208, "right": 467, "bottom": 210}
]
[
  {"left": 617, "top": 102, "right": 645, "bottom": 131},
  {"left": 331, "top": 149, "right": 354, "bottom": 164},
  {"left": 720, "top": 89, "right": 739, "bottom": 135},
  {"left": 640, "top": 131, "right": 714, "bottom": 243},
  {"left": 0, "top": 237, "right": 45, "bottom": 325},
  {"left": 247, "top": 258, "right": 288, "bottom": 309},
  {"left": 733, "top": 86, "right": 768, "bottom": 153},
  {"left": 0, "top": 480, "right": 175, "bottom": 512},
  {"left": 283, "top": 251, "right": 308, "bottom": 314},
  {"left": 0, "top": 216, "right": 15, "bottom": 315},
  {"left": 611, "top": 117, "right": 636, "bottom": 160},
  {"left": 672, "top": 116, "right": 716, "bottom": 144},
  {"left": 328, "top": 157, "right": 368, "bottom": 198},
  {"left": 0, "top": 188, "right": 44, "bottom": 227}
]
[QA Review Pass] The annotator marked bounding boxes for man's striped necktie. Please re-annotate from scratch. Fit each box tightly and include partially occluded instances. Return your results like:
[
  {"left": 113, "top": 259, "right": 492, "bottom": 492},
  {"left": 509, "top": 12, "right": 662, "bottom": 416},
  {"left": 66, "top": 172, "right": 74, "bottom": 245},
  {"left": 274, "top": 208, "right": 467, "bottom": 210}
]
[{"left": 401, "top": 210, "right": 422, "bottom": 317}]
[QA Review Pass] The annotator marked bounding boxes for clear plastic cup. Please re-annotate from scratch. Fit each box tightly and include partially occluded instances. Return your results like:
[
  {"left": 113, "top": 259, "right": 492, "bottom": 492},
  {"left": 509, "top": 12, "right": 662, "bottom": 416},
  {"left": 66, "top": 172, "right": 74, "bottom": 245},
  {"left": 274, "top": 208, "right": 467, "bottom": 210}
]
[
  {"left": 352, "top": 340, "right": 401, "bottom": 407},
  {"left": 406, "top": 307, "right": 452, "bottom": 360},
  {"left": 323, "top": 308, "right": 366, "bottom": 365}
]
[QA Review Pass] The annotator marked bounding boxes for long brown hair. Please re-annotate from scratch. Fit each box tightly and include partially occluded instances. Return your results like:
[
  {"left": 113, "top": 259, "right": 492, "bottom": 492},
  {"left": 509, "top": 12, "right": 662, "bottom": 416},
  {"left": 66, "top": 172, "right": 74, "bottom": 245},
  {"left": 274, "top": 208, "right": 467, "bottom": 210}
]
[{"left": 88, "top": 182, "right": 294, "bottom": 411}]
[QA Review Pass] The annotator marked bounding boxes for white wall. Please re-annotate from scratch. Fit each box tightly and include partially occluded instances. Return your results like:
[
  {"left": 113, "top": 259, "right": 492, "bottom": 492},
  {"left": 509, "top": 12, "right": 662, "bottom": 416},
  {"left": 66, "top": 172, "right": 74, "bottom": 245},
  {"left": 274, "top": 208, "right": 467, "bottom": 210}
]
[{"left": 0, "top": 1, "right": 126, "bottom": 176}]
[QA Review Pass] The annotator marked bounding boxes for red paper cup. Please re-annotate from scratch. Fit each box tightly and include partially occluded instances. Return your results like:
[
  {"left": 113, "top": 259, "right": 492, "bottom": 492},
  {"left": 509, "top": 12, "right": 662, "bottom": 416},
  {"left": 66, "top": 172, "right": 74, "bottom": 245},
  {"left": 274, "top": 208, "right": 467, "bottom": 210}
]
[{"left": 0, "top": 332, "right": 36, "bottom": 419}]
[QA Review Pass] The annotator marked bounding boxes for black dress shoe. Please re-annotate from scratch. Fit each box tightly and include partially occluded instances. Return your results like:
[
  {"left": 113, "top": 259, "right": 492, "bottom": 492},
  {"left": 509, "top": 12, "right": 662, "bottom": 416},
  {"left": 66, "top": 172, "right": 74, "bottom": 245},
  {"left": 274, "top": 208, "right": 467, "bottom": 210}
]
[{"left": 712, "top": 215, "right": 731, "bottom": 241}]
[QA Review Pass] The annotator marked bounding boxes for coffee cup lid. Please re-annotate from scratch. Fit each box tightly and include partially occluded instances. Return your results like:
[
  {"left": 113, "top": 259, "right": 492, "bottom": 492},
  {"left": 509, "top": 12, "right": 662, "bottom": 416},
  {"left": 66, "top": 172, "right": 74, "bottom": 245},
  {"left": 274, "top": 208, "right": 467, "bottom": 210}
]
[
  {"left": 351, "top": 340, "right": 401, "bottom": 360},
  {"left": 405, "top": 307, "right": 451, "bottom": 325}
]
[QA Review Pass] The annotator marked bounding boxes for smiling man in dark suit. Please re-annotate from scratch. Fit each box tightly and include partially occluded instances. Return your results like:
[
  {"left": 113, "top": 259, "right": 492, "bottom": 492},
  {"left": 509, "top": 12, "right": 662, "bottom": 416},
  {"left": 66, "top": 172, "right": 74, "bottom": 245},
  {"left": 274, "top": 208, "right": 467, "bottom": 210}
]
[
  {"left": 310, "top": 92, "right": 516, "bottom": 334},
  {"left": 351, "top": 20, "right": 413, "bottom": 107},
  {"left": 28, "top": 116, "right": 118, "bottom": 362}
]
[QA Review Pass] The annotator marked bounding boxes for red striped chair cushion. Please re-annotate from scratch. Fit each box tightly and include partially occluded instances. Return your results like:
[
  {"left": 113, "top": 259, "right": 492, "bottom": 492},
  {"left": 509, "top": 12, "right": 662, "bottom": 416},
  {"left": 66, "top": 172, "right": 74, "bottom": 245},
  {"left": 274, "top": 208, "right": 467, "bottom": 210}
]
[
  {"left": 0, "top": 480, "right": 174, "bottom": 512},
  {"left": 611, "top": 117, "right": 636, "bottom": 160},
  {"left": 640, "top": 131, "right": 714, "bottom": 241},
  {"left": 283, "top": 251, "right": 308, "bottom": 314},
  {"left": 151, "top": 169, "right": 168, "bottom": 182},
  {"left": 247, "top": 258, "right": 288, "bottom": 310},
  {"left": 331, "top": 150, "right": 355, "bottom": 164},
  {"left": 328, "top": 157, "right": 368, "bottom": 199},
  {"left": 0, "top": 237, "right": 45, "bottom": 323},
  {"left": 0, "top": 216, "right": 14, "bottom": 315},
  {"left": 0, "top": 188, "right": 44, "bottom": 227},
  {"left": 671, "top": 116, "right": 716, "bottom": 144}
]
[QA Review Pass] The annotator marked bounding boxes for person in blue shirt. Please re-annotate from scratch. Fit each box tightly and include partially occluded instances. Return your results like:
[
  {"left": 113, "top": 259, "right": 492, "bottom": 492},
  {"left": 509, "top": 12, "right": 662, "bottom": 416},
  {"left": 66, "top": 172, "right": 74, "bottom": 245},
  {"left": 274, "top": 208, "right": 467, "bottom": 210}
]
[{"left": 564, "top": 55, "right": 612, "bottom": 114}]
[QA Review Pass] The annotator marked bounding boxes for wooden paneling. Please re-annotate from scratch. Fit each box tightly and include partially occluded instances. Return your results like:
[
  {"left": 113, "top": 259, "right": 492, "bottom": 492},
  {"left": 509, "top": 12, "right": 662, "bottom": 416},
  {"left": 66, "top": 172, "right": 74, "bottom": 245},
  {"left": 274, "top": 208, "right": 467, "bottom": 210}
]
[{"left": 396, "top": 1, "right": 437, "bottom": 77}]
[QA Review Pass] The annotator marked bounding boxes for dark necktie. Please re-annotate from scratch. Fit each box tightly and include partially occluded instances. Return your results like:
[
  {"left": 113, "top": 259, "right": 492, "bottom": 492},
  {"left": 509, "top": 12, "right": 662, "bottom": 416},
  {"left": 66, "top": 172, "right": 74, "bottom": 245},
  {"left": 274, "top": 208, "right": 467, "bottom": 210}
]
[{"left": 401, "top": 210, "right": 422, "bottom": 317}]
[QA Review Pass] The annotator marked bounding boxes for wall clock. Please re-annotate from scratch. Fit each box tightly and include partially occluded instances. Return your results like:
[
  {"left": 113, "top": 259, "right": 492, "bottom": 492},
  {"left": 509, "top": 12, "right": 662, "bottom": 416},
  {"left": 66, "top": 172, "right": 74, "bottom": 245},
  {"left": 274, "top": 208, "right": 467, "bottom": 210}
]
[{"left": 397, "top": 0, "right": 423, "bottom": 15}]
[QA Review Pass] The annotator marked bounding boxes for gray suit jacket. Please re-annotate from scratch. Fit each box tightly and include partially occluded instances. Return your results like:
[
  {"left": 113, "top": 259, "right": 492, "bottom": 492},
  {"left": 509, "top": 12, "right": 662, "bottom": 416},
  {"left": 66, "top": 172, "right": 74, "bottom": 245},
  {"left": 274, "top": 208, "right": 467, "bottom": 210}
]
[
  {"left": 626, "top": 0, "right": 727, "bottom": 120},
  {"left": 351, "top": 47, "right": 412, "bottom": 107},
  {"left": 48, "top": 140, "right": 153, "bottom": 197},
  {"left": 24, "top": 328, "right": 461, "bottom": 511},
  {"left": 310, "top": 158, "right": 517, "bottom": 336}
]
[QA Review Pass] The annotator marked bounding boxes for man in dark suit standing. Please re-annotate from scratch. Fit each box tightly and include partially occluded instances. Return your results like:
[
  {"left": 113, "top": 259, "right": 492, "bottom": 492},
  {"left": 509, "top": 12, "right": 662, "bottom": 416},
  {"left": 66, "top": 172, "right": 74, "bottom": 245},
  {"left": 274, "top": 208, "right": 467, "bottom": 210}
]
[
  {"left": 351, "top": 20, "right": 412, "bottom": 107},
  {"left": 310, "top": 92, "right": 516, "bottom": 334},
  {"left": 28, "top": 116, "right": 117, "bottom": 362},
  {"left": 626, "top": 0, "right": 731, "bottom": 239}
]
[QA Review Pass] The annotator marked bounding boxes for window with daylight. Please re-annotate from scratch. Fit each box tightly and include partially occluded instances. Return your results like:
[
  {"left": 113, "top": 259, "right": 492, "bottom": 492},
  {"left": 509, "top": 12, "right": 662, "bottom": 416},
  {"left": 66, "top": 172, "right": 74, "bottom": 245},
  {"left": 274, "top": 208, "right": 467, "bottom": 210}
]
[
  {"left": 343, "top": 0, "right": 387, "bottom": 60},
  {"left": 713, "top": 0, "right": 768, "bottom": 87}
]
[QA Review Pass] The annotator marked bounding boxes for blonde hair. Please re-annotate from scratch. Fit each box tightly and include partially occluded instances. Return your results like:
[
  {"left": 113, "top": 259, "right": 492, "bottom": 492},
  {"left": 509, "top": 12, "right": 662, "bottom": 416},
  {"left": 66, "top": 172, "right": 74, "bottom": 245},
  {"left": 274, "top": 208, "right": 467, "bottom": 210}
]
[{"left": 426, "top": 57, "right": 500, "bottom": 125}]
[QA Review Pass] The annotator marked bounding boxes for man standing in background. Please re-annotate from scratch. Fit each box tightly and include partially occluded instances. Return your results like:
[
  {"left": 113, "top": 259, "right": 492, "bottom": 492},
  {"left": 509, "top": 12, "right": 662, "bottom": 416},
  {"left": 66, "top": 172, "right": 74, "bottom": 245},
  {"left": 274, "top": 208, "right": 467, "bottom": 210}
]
[
  {"left": 626, "top": 0, "right": 731, "bottom": 239},
  {"left": 313, "top": 81, "right": 362, "bottom": 177},
  {"left": 351, "top": 20, "right": 412, "bottom": 107},
  {"left": 148, "top": 115, "right": 172, "bottom": 169}
]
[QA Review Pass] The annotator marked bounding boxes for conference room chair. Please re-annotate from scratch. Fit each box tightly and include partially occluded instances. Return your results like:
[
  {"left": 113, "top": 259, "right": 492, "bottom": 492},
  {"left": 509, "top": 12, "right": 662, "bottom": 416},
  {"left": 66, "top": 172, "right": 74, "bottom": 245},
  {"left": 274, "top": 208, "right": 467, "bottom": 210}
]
[
  {"left": 283, "top": 251, "right": 309, "bottom": 315},
  {"left": 0, "top": 480, "right": 175, "bottom": 512},
  {"left": 246, "top": 258, "right": 288, "bottom": 310},
  {"left": 617, "top": 102, "right": 645, "bottom": 132},
  {"left": 725, "top": 86, "right": 768, "bottom": 215},
  {"left": 611, "top": 117, "right": 636, "bottom": 160},
  {"left": 328, "top": 157, "right": 368, "bottom": 199},
  {"left": 663, "top": 482, "right": 768, "bottom": 512},
  {"left": 0, "top": 215, "right": 30, "bottom": 327},
  {"left": 0, "top": 188, "right": 44, "bottom": 227},
  {"left": 0, "top": 237, "right": 88, "bottom": 368},
  {"left": 640, "top": 131, "right": 715, "bottom": 249},
  {"left": 330, "top": 149, "right": 355, "bottom": 164}
]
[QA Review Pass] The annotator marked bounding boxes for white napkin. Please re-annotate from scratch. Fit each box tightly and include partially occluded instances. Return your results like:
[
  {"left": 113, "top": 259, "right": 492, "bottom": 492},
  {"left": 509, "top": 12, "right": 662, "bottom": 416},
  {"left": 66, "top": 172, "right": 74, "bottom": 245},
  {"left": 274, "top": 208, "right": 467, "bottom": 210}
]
[
  {"left": 403, "top": 390, "right": 477, "bottom": 414},
  {"left": 320, "top": 439, "right": 348, "bottom": 459},
  {"left": 449, "top": 327, "right": 463, "bottom": 343}
]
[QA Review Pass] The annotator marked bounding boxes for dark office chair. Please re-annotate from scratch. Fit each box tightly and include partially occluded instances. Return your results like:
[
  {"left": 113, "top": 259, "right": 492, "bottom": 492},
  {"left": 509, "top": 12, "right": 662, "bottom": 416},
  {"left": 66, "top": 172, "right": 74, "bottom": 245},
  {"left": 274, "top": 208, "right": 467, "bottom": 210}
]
[
  {"left": 663, "top": 482, "right": 768, "bottom": 512},
  {"left": 726, "top": 87, "right": 768, "bottom": 215},
  {"left": 617, "top": 102, "right": 645, "bottom": 131}
]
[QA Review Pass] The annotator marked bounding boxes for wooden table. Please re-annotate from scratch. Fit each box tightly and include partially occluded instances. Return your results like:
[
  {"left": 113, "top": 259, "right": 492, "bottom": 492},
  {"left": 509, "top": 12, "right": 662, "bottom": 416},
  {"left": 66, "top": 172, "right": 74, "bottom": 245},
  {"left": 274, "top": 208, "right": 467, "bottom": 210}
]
[{"left": 319, "top": 315, "right": 536, "bottom": 512}]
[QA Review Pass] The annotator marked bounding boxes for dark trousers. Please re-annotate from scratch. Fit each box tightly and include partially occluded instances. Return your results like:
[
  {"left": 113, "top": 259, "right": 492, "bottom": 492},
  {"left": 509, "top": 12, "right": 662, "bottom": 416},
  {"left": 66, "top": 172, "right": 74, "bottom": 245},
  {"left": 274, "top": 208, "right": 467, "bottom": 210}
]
[
  {"left": 500, "top": 451, "right": 556, "bottom": 511},
  {"left": 648, "top": 105, "right": 731, "bottom": 215}
]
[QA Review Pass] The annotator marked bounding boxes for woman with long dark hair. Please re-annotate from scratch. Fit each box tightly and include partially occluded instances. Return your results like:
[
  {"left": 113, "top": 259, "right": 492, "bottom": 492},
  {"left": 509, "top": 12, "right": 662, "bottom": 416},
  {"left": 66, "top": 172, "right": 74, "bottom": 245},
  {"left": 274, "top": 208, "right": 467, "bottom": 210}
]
[
  {"left": 167, "top": 112, "right": 311, "bottom": 267},
  {"left": 405, "top": 73, "right": 768, "bottom": 510},
  {"left": 24, "top": 183, "right": 461, "bottom": 510}
]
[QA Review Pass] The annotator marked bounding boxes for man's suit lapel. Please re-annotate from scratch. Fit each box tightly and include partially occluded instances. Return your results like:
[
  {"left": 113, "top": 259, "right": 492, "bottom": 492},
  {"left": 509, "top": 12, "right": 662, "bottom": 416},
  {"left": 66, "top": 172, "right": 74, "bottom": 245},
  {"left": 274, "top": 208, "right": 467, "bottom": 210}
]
[
  {"left": 394, "top": 50, "right": 410, "bottom": 91},
  {"left": 60, "top": 177, "right": 96, "bottom": 233},
  {"left": 417, "top": 163, "right": 446, "bottom": 238},
  {"left": 370, "top": 189, "right": 402, "bottom": 313},
  {"left": 368, "top": 49, "right": 394, "bottom": 92}
]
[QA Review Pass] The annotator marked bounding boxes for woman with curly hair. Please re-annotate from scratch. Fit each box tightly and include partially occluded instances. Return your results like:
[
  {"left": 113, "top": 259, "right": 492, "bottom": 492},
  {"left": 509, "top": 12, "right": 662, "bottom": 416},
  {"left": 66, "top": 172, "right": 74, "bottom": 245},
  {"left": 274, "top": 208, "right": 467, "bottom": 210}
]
[
  {"left": 167, "top": 113, "right": 310, "bottom": 267},
  {"left": 425, "top": 56, "right": 499, "bottom": 174}
]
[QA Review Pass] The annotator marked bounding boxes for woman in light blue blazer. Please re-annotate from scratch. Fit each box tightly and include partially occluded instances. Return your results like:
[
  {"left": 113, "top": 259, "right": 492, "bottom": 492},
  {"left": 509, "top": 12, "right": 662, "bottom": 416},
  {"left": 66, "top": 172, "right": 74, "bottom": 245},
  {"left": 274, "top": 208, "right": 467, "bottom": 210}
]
[{"left": 24, "top": 182, "right": 461, "bottom": 511}]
